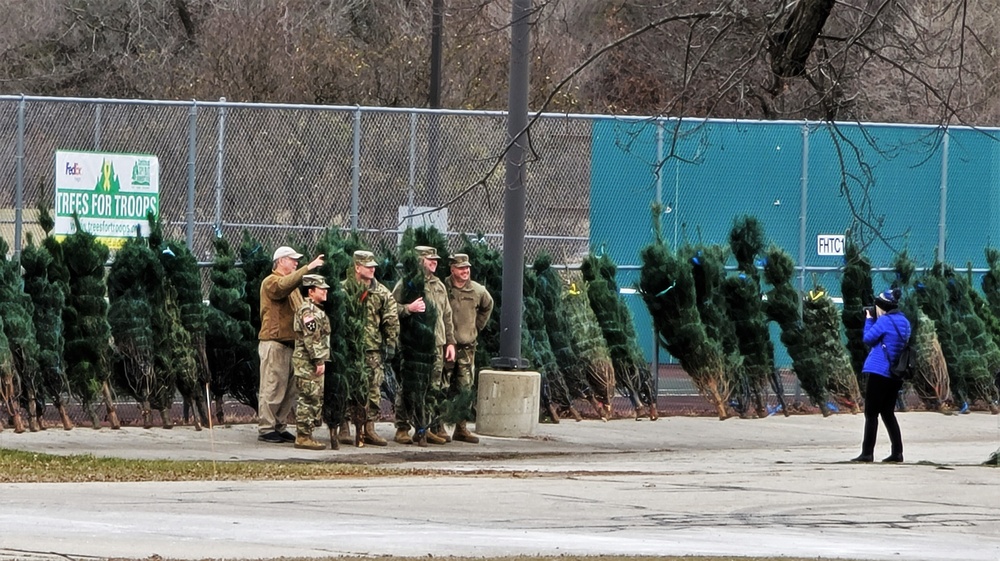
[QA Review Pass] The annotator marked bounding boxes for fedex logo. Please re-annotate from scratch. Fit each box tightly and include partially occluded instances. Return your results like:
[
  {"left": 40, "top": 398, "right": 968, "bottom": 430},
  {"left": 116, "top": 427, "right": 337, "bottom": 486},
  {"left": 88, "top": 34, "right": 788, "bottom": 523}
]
[{"left": 65, "top": 162, "right": 82, "bottom": 176}]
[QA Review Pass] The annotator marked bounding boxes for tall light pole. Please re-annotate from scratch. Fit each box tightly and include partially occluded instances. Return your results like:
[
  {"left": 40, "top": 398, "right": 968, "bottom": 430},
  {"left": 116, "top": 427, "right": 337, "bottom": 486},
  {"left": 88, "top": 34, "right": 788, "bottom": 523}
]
[
  {"left": 494, "top": 0, "right": 531, "bottom": 369},
  {"left": 427, "top": 0, "right": 444, "bottom": 204}
]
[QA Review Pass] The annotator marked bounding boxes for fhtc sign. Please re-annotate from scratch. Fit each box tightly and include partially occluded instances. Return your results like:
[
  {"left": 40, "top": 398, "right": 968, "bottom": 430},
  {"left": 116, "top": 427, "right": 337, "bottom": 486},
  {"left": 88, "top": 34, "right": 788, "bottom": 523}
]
[{"left": 817, "top": 234, "right": 845, "bottom": 256}]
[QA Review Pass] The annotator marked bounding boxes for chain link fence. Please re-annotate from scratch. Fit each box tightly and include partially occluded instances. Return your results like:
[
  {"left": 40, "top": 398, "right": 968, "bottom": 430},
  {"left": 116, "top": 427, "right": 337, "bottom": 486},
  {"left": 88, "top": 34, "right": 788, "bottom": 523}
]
[
  {"left": 0, "top": 97, "right": 591, "bottom": 265},
  {"left": 3, "top": 96, "right": 998, "bottom": 427}
]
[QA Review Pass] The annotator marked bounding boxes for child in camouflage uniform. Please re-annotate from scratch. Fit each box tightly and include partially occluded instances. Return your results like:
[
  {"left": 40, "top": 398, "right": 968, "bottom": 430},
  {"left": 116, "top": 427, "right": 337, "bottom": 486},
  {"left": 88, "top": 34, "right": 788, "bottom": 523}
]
[{"left": 292, "top": 274, "right": 332, "bottom": 450}]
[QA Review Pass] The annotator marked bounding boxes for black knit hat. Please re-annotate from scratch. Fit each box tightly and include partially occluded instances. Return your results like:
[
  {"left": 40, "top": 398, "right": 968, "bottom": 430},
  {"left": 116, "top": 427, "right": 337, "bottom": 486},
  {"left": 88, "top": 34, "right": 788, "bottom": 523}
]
[{"left": 874, "top": 288, "right": 900, "bottom": 311}]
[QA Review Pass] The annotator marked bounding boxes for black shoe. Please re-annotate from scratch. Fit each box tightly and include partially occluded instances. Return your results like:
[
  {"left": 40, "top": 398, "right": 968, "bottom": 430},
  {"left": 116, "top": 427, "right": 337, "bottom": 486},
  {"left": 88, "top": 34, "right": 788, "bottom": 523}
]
[
  {"left": 278, "top": 431, "right": 296, "bottom": 443},
  {"left": 850, "top": 454, "right": 874, "bottom": 463},
  {"left": 881, "top": 454, "right": 903, "bottom": 463},
  {"left": 257, "top": 431, "right": 283, "bottom": 443}
]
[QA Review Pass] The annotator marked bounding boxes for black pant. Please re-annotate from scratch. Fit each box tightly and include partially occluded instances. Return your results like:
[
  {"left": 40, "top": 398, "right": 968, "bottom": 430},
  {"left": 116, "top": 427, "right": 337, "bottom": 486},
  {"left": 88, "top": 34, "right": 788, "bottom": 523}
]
[{"left": 861, "top": 373, "right": 904, "bottom": 456}]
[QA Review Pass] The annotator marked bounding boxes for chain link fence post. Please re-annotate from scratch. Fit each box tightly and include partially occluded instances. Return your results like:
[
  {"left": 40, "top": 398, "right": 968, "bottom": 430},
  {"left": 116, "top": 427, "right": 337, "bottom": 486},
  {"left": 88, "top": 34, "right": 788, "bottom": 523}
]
[
  {"left": 14, "top": 95, "right": 25, "bottom": 257},
  {"left": 798, "top": 122, "right": 810, "bottom": 294},
  {"left": 352, "top": 107, "right": 361, "bottom": 231},
  {"left": 186, "top": 101, "right": 197, "bottom": 248},
  {"left": 214, "top": 98, "right": 226, "bottom": 237},
  {"left": 939, "top": 129, "right": 949, "bottom": 263},
  {"left": 94, "top": 102, "right": 102, "bottom": 151}
]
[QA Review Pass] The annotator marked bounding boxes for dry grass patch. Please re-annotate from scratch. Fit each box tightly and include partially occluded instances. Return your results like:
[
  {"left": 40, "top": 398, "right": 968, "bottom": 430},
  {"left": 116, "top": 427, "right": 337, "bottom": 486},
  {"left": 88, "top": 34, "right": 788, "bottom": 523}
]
[{"left": 0, "top": 448, "right": 431, "bottom": 483}]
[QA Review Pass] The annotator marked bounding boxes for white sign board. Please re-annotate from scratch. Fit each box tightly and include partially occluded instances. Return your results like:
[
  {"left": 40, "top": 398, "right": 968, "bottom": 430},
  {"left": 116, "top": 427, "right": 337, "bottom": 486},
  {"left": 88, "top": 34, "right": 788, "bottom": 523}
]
[
  {"left": 817, "top": 234, "right": 845, "bottom": 256},
  {"left": 397, "top": 206, "right": 448, "bottom": 244},
  {"left": 55, "top": 150, "right": 160, "bottom": 248}
]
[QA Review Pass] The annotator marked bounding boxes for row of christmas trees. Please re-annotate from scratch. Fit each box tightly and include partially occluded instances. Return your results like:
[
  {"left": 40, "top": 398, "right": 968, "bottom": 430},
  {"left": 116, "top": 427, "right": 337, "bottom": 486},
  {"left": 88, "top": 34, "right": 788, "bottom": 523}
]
[
  {"left": 11, "top": 203, "right": 992, "bottom": 432},
  {"left": 0, "top": 206, "right": 660, "bottom": 432},
  {"left": 0, "top": 202, "right": 260, "bottom": 432},
  {"left": 638, "top": 208, "right": 1000, "bottom": 419}
]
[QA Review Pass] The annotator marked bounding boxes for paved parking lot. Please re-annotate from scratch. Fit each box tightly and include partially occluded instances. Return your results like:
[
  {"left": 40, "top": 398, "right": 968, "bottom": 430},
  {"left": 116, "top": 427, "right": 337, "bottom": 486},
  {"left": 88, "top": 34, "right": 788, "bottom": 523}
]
[{"left": 1, "top": 411, "right": 998, "bottom": 560}]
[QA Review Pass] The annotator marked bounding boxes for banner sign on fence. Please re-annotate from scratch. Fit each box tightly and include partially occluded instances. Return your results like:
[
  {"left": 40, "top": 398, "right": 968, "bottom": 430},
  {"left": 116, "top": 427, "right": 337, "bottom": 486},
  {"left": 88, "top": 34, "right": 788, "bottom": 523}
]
[
  {"left": 54, "top": 150, "right": 159, "bottom": 248},
  {"left": 816, "top": 234, "right": 845, "bottom": 256}
]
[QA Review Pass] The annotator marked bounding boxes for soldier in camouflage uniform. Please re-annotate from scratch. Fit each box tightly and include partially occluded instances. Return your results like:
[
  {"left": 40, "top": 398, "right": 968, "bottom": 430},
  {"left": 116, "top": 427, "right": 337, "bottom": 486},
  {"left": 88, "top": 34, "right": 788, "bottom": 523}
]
[
  {"left": 336, "top": 250, "right": 400, "bottom": 447},
  {"left": 444, "top": 253, "right": 494, "bottom": 443},
  {"left": 391, "top": 245, "right": 455, "bottom": 445},
  {"left": 291, "top": 274, "right": 331, "bottom": 451}
]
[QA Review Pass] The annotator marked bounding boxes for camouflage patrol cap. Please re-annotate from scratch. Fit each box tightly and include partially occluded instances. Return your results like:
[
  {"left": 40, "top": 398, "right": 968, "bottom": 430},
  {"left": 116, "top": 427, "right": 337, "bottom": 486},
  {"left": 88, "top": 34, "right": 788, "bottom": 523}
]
[
  {"left": 449, "top": 253, "right": 471, "bottom": 268},
  {"left": 353, "top": 250, "right": 378, "bottom": 267},
  {"left": 301, "top": 274, "right": 330, "bottom": 289},
  {"left": 414, "top": 245, "right": 440, "bottom": 259}
]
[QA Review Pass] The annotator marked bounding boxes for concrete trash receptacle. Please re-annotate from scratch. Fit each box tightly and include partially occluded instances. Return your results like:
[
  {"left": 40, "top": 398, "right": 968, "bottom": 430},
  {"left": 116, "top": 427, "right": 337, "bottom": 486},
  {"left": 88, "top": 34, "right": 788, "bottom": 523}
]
[{"left": 475, "top": 369, "right": 540, "bottom": 437}]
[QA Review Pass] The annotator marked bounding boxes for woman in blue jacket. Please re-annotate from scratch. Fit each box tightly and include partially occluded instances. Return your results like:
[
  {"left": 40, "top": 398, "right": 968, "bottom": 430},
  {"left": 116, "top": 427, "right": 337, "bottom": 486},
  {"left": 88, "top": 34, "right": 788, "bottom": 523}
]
[{"left": 853, "top": 288, "right": 911, "bottom": 463}]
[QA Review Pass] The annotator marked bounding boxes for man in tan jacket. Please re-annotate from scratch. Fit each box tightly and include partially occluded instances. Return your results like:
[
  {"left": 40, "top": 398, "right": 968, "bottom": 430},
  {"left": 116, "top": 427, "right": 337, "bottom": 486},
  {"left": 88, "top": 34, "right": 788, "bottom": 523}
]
[
  {"left": 444, "top": 253, "right": 494, "bottom": 443},
  {"left": 257, "top": 246, "right": 324, "bottom": 443}
]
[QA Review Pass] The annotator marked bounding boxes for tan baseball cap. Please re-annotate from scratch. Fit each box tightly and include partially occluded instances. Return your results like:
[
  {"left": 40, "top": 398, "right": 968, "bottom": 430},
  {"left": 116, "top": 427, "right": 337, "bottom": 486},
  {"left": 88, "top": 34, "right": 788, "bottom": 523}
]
[{"left": 272, "top": 246, "right": 303, "bottom": 261}]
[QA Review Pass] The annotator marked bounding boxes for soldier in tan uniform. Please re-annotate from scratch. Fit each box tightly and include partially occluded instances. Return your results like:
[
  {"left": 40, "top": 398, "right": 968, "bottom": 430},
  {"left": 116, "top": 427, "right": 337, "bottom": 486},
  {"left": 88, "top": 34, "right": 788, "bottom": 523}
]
[
  {"left": 257, "top": 246, "right": 324, "bottom": 443},
  {"left": 391, "top": 245, "right": 455, "bottom": 445},
  {"left": 336, "top": 250, "right": 400, "bottom": 447},
  {"left": 444, "top": 253, "right": 494, "bottom": 443},
  {"left": 292, "top": 274, "right": 332, "bottom": 451}
]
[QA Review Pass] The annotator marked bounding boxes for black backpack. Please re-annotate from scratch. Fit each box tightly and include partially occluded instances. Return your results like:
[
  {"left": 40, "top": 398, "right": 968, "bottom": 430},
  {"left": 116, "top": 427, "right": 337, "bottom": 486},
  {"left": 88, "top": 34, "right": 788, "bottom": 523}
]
[{"left": 882, "top": 319, "right": 916, "bottom": 381}]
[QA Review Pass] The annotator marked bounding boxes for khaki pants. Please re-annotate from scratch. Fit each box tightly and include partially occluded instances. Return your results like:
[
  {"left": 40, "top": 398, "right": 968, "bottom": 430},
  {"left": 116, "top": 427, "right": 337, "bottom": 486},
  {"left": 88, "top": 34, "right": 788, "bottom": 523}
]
[{"left": 257, "top": 340, "right": 298, "bottom": 434}]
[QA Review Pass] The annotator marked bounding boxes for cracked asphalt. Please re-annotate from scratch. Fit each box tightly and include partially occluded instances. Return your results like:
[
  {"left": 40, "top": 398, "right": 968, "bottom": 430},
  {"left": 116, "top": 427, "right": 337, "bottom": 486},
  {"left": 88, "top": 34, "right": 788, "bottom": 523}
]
[{"left": 1, "top": 411, "right": 998, "bottom": 560}]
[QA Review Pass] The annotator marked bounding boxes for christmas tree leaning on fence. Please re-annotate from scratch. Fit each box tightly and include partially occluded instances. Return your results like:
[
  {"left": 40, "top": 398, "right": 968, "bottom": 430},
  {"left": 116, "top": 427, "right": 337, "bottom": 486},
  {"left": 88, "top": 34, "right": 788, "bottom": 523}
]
[
  {"left": 107, "top": 227, "right": 164, "bottom": 428},
  {"left": 763, "top": 246, "right": 832, "bottom": 415},
  {"left": 639, "top": 209, "right": 730, "bottom": 420},
  {"left": 159, "top": 231, "right": 211, "bottom": 428},
  {"left": 206, "top": 237, "right": 257, "bottom": 420},
  {"left": 533, "top": 254, "right": 585, "bottom": 421},
  {"left": 582, "top": 252, "right": 656, "bottom": 420},
  {"left": 894, "top": 251, "right": 950, "bottom": 412},
  {"left": 22, "top": 228, "right": 73, "bottom": 429},
  {"left": 724, "top": 216, "right": 777, "bottom": 418},
  {"left": 62, "top": 215, "right": 119, "bottom": 428},
  {"left": 142, "top": 216, "right": 201, "bottom": 428},
  {"left": 0, "top": 236, "right": 40, "bottom": 432},
  {"left": 840, "top": 238, "right": 873, "bottom": 387}
]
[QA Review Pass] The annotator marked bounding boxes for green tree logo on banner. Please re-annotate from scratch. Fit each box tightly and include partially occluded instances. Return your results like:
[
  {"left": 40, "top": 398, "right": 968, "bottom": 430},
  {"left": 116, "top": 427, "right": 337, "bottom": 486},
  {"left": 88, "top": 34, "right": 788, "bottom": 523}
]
[{"left": 96, "top": 159, "right": 121, "bottom": 193}]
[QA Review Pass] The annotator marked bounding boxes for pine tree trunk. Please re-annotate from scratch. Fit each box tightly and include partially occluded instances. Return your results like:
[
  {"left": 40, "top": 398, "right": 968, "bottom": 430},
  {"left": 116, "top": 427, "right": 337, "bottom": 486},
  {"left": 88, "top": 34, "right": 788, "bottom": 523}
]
[
  {"left": 56, "top": 400, "right": 74, "bottom": 430},
  {"left": 26, "top": 387, "right": 41, "bottom": 432},
  {"left": 2, "top": 374, "right": 26, "bottom": 433},
  {"left": 86, "top": 403, "right": 101, "bottom": 429},
  {"left": 214, "top": 394, "right": 226, "bottom": 425},
  {"left": 102, "top": 381, "right": 120, "bottom": 429},
  {"left": 159, "top": 408, "right": 173, "bottom": 429},
  {"left": 141, "top": 400, "right": 152, "bottom": 429}
]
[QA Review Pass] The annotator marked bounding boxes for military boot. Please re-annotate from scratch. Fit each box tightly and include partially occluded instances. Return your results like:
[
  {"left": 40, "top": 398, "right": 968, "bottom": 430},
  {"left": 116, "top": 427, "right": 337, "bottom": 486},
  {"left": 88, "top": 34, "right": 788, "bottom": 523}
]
[
  {"left": 336, "top": 421, "right": 353, "bottom": 445},
  {"left": 452, "top": 421, "right": 480, "bottom": 444},
  {"left": 294, "top": 434, "right": 326, "bottom": 450},
  {"left": 363, "top": 421, "right": 388, "bottom": 446},
  {"left": 327, "top": 427, "right": 340, "bottom": 450},
  {"left": 424, "top": 429, "right": 447, "bottom": 445},
  {"left": 433, "top": 423, "right": 452, "bottom": 443},
  {"left": 394, "top": 426, "right": 413, "bottom": 445}
]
